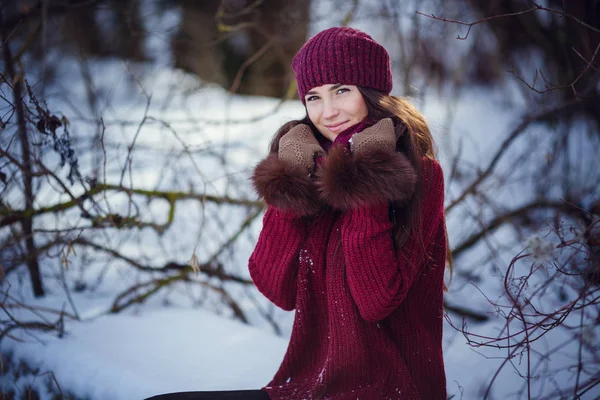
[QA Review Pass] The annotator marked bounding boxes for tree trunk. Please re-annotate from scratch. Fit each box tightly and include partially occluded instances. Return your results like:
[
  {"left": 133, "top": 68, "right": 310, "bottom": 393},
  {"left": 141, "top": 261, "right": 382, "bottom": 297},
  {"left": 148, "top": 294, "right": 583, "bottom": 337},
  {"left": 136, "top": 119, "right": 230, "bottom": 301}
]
[{"left": 0, "top": 7, "right": 45, "bottom": 297}]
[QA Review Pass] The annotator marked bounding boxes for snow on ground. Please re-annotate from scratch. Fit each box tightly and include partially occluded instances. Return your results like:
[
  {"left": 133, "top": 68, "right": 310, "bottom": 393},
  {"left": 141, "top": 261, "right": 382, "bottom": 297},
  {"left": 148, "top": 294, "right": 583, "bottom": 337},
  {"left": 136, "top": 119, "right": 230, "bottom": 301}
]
[{"left": 3, "top": 308, "right": 288, "bottom": 399}]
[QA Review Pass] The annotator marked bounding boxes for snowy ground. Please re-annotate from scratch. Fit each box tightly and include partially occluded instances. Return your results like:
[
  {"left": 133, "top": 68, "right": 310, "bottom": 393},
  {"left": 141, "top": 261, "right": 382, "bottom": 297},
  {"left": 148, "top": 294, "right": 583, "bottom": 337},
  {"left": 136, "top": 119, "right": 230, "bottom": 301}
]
[{"left": 3, "top": 308, "right": 289, "bottom": 399}]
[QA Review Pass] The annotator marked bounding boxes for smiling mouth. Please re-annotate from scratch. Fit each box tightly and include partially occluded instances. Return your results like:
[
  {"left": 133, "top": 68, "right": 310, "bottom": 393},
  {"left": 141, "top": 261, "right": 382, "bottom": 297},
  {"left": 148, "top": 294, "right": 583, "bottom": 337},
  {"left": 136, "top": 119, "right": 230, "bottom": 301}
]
[{"left": 325, "top": 121, "right": 348, "bottom": 131}]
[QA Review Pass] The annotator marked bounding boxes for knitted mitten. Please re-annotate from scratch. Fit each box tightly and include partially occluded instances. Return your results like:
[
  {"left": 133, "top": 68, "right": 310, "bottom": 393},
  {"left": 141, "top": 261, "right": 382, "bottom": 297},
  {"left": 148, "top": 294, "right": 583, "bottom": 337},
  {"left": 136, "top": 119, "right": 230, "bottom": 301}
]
[
  {"left": 350, "top": 118, "right": 400, "bottom": 155},
  {"left": 317, "top": 118, "right": 416, "bottom": 210},
  {"left": 279, "top": 124, "right": 325, "bottom": 174},
  {"left": 252, "top": 124, "right": 324, "bottom": 216}
]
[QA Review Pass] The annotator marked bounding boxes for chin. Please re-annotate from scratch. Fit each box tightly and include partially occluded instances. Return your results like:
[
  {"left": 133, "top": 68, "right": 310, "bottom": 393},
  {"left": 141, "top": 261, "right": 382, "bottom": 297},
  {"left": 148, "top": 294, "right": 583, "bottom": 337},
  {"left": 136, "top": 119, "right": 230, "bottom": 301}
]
[{"left": 319, "top": 130, "right": 336, "bottom": 142}]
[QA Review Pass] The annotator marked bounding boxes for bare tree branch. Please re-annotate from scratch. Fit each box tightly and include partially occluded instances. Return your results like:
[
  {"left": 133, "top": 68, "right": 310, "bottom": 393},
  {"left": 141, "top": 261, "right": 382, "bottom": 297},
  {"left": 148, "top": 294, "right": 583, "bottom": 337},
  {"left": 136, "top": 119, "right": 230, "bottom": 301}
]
[
  {"left": 0, "top": 183, "right": 263, "bottom": 228},
  {"left": 445, "top": 99, "right": 583, "bottom": 214}
]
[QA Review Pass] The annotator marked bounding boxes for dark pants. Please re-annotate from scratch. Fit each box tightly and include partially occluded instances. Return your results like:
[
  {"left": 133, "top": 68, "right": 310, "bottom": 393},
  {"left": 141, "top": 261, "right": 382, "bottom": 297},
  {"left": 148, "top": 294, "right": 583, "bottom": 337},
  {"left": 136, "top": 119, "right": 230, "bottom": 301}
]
[{"left": 145, "top": 390, "right": 270, "bottom": 400}]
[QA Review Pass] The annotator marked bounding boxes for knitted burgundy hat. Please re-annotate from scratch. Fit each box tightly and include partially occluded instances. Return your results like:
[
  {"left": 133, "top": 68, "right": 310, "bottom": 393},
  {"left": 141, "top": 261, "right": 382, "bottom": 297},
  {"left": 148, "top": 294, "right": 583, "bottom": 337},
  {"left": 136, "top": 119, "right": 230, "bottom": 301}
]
[{"left": 292, "top": 27, "right": 392, "bottom": 103}]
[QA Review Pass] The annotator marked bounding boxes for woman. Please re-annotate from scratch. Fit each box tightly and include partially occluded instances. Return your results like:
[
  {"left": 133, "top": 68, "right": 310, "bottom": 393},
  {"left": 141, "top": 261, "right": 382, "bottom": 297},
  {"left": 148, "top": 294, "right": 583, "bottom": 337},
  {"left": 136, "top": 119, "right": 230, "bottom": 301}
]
[
  {"left": 249, "top": 27, "right": 449, "bottom": 400},
  {"left": 148, "top": 26, "right": 449, "bottom": 400}
]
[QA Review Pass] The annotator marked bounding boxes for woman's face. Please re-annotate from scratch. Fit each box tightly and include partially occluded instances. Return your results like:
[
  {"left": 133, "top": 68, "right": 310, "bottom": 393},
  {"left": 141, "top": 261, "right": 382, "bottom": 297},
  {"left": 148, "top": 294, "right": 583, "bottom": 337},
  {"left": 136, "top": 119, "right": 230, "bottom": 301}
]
[{"left": 304, "top": 84, "right": 369, "bottom": 142}]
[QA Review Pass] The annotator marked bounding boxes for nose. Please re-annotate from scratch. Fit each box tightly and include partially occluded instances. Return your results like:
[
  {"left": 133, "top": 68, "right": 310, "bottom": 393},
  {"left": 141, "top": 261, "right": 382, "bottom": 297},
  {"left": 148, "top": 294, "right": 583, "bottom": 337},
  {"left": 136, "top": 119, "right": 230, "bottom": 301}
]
[{"left": 322, "top": 98, "right": 339, "bottom": 120}]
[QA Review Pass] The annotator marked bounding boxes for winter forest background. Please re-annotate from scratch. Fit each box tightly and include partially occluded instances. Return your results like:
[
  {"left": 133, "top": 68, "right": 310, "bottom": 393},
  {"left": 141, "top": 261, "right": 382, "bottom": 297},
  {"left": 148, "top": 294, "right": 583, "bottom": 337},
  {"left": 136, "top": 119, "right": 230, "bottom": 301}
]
[{"left": 0, "top": 0, "right": 599, "bottom": 399}]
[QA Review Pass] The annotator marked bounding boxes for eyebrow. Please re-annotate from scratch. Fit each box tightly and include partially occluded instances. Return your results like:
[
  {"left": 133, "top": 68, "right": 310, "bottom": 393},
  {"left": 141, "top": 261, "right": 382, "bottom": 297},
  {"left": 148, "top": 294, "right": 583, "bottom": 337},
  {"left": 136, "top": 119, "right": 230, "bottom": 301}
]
[{"left": 305, "top": 83, "right": 343, "bottom": 96}]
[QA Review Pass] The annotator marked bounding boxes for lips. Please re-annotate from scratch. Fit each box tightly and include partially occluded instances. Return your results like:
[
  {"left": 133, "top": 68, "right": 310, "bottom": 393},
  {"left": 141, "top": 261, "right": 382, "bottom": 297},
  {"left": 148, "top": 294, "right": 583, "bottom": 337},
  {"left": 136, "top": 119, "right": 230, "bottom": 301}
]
[{"left": 325, "top": 121, "right": 349, "bottom": 132}]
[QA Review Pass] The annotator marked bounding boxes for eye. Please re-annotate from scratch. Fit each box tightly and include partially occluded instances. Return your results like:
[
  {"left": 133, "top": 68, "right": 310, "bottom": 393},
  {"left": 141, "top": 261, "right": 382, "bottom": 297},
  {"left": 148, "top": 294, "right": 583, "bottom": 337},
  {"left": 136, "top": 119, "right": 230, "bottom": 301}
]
[
  {"left": 336, "top": 87, "right": 350, "bottom": 95},
  {"left": 305, "top": 95, "right": 319, "bottom": 102}
]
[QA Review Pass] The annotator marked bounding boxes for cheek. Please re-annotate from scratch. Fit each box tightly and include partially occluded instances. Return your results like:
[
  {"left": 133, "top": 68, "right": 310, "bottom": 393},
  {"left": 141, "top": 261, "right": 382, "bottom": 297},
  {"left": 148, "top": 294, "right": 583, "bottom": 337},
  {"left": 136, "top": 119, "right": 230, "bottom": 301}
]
[
  {"left": 306, "top": 106, "right": 321, "bottom": 125},
  {"left": 341, "top": 93, "right": 368, "bottom": 119},
  {"left": 349, "top": 99, "right": 368, "bottom": 120},
  {"left": 358, "top": 103, "right": 368, "bottom": 119}
]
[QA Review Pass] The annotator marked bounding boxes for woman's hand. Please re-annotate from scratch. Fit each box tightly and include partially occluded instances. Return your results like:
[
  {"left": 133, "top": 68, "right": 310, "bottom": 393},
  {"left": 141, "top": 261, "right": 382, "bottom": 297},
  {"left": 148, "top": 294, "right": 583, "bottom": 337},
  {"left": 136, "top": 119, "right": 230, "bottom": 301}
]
[
  {"left": 278, "top": 124, "right": 325, "bottom": 175},
  {"left": 316, "top": 118, "right": 416, "bottom": 211},
  {"left": 350, "top": 118, "right": 400, "bottom": 155},
  {"left": 252, "top": 124, "right": 324, "bottom": 216}
]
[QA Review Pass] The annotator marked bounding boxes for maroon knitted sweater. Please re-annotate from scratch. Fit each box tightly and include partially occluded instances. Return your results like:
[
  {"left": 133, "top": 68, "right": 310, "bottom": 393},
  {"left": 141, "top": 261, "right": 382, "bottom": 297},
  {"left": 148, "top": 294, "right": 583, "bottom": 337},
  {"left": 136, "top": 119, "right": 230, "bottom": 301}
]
[{"left": 249, "top": 125, "right": 447, "bottom": 400}]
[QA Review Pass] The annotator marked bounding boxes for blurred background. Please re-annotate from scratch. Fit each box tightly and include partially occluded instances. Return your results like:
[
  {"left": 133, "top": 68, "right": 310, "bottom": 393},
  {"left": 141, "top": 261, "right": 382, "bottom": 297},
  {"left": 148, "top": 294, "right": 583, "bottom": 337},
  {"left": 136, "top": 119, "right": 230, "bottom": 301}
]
[{"left": 1, "top": 0, "right": 599, "bottom": 399}]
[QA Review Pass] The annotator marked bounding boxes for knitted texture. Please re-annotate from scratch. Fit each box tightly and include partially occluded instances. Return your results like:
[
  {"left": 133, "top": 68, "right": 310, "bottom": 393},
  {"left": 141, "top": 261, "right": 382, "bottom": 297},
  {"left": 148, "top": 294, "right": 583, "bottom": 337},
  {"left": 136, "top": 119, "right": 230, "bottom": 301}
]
[
  {"left": 278, "top": 124, "right": 325, "bottom": 173},
  {"left": 350, "top": 117, "right": 396, "bottom": 155},
  {"left": 292, "top": 27, "right": 393, "bottom": 102},
  {"left": 318, "top": 117, "right": 374, "bottom": 153},
  {"left": 249, "top": 155, "right": 447, "bottom": 399}
]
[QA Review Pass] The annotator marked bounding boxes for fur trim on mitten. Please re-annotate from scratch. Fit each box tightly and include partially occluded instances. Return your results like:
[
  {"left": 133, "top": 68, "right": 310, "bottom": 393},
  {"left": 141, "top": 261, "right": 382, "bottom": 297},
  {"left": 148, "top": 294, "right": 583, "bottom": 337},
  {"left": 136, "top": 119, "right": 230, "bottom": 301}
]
[
  {"left": 252, "top": 153, "right": 321, "bottom": 216},
  {"left": 316, "top": 145, "right": 417, "bottom": 211}
]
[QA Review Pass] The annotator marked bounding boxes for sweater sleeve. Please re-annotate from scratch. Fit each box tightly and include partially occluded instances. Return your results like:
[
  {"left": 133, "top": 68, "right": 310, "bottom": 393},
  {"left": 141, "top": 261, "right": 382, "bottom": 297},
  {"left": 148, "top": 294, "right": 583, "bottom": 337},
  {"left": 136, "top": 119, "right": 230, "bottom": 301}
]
[
  {"left": 341, "top": 158, "right": 445, "bottom": 321},
  {"left": 248, "top": 206, "right": 307, "bottom": 311}
]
